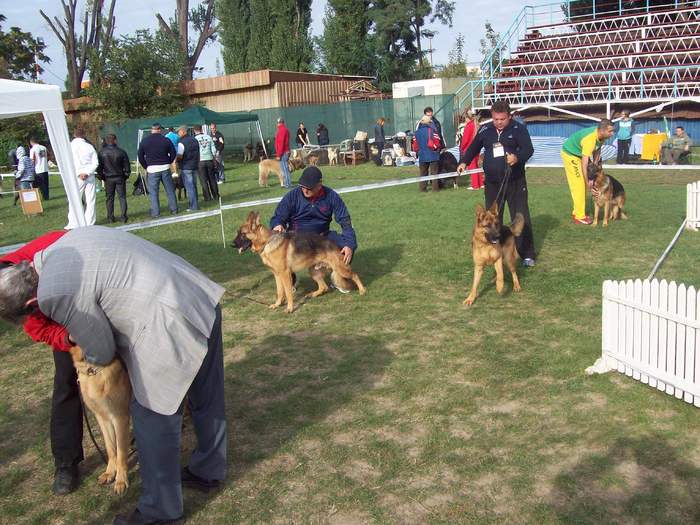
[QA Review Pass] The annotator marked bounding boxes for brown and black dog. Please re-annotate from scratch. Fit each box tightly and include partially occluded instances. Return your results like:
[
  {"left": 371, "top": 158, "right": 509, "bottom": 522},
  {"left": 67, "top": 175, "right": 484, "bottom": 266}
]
[
  {"left": 232, "top": 211, "right": 366, "bottom": 313},
  {"left": 464, "top": 202, "right": 524, "bottom": 306},
  {"left": 591, "top": 165, "right": 627, "bottom": 227},
  {"left": 69, "top": 347, "right": 131, "bottom": 495},
  {"left": 258, "top": 157, "right": 305, "bottom": 187}
]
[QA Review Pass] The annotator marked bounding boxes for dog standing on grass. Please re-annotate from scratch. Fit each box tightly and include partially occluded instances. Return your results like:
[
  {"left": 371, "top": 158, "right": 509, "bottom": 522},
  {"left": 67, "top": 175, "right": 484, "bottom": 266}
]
[
  {"left": 69, "top": 346, "right": 132, "bottom": 495},
  {"left": 464, "top": 202, "right": 524, "bottom": 306},
  {"left": 258, "top": 156, "right": 304, "bottom": 187},
  {"left": 232, "top": 211, "right": 366, "bottom": 313}
]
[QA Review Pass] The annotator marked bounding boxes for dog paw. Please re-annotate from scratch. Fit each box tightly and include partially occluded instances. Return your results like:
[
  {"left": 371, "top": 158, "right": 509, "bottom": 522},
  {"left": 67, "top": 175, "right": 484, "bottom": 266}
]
[
  {"left": 358, "top": 288, "right": 367, "bottom": 295},
  {"left": 285, "top": 307, "right": 294, "bottom": 314},
  {"left": 113, "top": 478, "right": 128, "bottom": 496},
  {"left": 269, "top": 303, "right": 280, "bottom": 310},
  {"left": 98, "top": 470, "right": 116, "bottom": 485},
  {"left": 513, "top": 284, "right": 521, "bottom": 292},
  {"left": 463, "top": 296, "right": 475, "bottom": 306}
]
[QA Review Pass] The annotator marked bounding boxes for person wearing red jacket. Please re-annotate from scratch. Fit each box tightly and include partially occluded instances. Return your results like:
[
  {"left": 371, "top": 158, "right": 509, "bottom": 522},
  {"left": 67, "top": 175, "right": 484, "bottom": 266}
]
[
  {"left": 275, "top": 118, "right": 291, "bottom": 188},
  {"left": 0, "top": 230, "right": 83, "bottom": 495},
  {"left": 459, "top": 109, "right": 484, "bottom": 191}
]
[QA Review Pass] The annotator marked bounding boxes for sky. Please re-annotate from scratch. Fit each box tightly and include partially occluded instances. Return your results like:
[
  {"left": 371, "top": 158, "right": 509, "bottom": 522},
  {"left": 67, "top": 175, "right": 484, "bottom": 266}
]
[{"left": 2, "top": 0, "right": 522, "bottom": 89}]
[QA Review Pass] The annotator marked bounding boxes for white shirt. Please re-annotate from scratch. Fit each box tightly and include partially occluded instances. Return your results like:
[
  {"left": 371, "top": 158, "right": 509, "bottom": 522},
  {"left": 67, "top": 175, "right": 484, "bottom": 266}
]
[
  {"left": 30, "top": 144, "right": 49, "bottom": 173},
  {"left": 70, "top": 137, "right": 98, "bottom": 177}
]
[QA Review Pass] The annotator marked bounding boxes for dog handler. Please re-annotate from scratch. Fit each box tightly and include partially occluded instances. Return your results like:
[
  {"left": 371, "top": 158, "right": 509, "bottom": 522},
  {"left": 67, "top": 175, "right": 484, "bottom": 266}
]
[
  {"left": 0, "top": 227, "right": 227, "bottom": 525},
  {"left": 457, "top": 101, "right": 536, "bottom": 267},
  {"left": 0, "top": 231, "right": 84, "bottom": 496},
  {"left": 270, "top": 166, "right": 357, "bottom": 267},
  {"left": 561, "top": 119, "right": 615, "bottom": 225}
]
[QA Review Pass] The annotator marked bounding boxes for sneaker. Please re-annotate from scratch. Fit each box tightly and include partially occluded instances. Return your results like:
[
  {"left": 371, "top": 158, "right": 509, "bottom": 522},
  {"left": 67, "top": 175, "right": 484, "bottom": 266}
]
[
  {"left": 181, "top": 466, "right": 220, "bottom": 493},
  {"left": 522, "top": 258, "right": 536, "bottom": 268},
  {"left": 572, "top": 216, "right": 593, "bottom": 225},
  {"left": 330, "top": 283, "right": 351, "bottom": 294},
  {"left": 467, "top": 187, "right": 476, "bottom": 191}
]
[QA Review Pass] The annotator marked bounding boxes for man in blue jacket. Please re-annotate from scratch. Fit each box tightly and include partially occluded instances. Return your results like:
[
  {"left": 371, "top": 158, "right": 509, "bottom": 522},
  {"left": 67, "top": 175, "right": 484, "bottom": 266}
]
[
  {"left": 270, "top": 166, "right": 357, "bottom": 267},
  {"left": 458, "top": 100, "right": 536, "bottom": 267},
  {"left": 137, "top": 123, "right": 178, "bottom": 218}
]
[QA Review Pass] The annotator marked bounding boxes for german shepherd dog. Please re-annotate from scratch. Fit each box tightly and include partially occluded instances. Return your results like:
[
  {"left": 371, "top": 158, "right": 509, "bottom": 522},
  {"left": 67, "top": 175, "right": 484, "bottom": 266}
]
[
  {"left": 69, "top": 347, "right": 131, "bottom": 495},
  {"left": 258, "top": 157, "right": 305, "bottom": 187},
  {"left": 464, "top": 202, "right": 524, "bottom": 306},
  {"left": 591, "top": 165, "right": 627, "bottom": 227},
  {"left": 232, "top": 211, "right": 367, "bottom": 313}
]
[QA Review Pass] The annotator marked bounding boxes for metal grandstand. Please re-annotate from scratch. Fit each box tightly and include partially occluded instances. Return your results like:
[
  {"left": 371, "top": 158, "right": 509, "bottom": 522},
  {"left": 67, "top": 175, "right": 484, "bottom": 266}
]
[{"left": 456, "top": 0, "right": 700, "bottom": 120}]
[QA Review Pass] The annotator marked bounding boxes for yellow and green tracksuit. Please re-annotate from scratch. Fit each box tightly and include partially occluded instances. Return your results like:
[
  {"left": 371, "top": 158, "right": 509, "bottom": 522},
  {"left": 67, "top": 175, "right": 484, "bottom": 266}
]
[{"left": 561, "top": 126, "right": 600, "bottom": 220}]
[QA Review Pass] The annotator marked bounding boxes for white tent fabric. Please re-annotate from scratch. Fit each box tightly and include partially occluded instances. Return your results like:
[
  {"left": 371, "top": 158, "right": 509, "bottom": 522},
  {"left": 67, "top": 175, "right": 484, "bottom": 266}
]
[{"left": 0, "top": 79, "right": 85, "bottom": 228}]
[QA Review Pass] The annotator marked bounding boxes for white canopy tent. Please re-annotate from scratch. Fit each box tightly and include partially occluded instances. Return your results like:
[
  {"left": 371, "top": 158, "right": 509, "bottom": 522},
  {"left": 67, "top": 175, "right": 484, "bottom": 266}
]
[{"left": 0, "top": 79, "right": 85, "bottom": 228}]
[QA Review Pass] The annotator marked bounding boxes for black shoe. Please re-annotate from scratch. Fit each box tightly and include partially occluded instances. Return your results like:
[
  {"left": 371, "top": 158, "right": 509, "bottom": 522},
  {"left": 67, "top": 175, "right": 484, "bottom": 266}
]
[
  {"left": 181, "top": 466, "right": 220, "bottom": 493},
  {"left": 52, "top": 465, "right": 79, "bottom": 495},
  {"left": 108, "top": 217, "right": 116, "bottom": 223},
  {"left": 113, "top": 508, "right": 183, "bottom": 525},
  {"left": 120, "top": 217, "right": 128, "bottom": 223}
]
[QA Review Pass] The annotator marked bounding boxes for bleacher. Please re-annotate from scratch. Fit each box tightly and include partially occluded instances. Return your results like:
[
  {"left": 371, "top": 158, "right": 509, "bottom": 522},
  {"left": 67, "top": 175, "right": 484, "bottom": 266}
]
[{"left": 456, "top": 0, "right": 700, "bottom": 110}]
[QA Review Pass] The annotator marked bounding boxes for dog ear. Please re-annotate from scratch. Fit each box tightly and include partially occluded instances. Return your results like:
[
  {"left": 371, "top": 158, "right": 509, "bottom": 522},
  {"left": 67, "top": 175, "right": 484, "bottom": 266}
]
[
  {"left": 488, "top": 200, "right": 499, "bottom": 216},
  {"left": 252, "top": 212, "right": 261, "bottom": 226},
  {"left": 246, "top": 211, "right": 256, "bottom": 224},
  {"left": 475, "top": 203, "right": 485, "bottom": 218}
]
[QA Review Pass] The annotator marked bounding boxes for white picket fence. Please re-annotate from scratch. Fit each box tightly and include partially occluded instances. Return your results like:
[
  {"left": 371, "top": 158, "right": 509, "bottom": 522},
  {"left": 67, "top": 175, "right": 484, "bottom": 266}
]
[
  {"left": 599, "top": 279, "right": 700, "bottom": 406},
  {"left": 687, "top": 181, "right": 700, "bottom": 230}
]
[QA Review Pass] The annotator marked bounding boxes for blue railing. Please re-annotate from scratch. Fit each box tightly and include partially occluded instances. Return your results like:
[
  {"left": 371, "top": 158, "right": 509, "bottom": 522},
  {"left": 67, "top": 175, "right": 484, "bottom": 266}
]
[{"left": 467, "top": 0, "right": 700, "bottom": 111}]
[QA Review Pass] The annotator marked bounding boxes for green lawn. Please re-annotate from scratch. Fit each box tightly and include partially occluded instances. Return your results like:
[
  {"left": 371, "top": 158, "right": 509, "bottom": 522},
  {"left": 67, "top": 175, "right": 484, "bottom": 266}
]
[{"left": 1, "top": 163, "right": 700, "bottom": 524}]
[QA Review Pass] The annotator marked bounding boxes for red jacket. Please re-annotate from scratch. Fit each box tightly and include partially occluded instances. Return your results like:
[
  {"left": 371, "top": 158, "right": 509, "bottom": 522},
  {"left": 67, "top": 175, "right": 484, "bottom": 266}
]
[
  {"left": 0, "top": 231, "right": 71, "bottom": 352},
  {"left": 274, "top": 124, "right": 290, "bottom": 158}
]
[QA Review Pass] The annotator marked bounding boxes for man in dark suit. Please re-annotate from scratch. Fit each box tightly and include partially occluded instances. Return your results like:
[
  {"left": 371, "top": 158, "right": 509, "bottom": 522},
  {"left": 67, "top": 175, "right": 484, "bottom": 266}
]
[{"left": 98, "top": 134, "right": 131, "bottom": 223}]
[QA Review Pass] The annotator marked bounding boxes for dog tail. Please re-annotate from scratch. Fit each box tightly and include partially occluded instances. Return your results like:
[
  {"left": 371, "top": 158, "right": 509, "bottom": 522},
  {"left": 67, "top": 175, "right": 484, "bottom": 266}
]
[{"left": 510, "top": 213, "right": 525, "bottom": 237}]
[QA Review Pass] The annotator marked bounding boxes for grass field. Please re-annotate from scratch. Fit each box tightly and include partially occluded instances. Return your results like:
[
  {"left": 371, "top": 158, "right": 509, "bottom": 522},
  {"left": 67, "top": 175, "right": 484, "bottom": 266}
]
[{"left": 1, "top": 162, "right": 700, "bottom": 524}]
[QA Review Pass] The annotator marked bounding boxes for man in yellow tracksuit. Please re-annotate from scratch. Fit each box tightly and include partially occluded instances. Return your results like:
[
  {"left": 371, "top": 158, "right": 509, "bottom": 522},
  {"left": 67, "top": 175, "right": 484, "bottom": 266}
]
[{"left": 561, "top": 119, "right": 615, "bottom": 225}]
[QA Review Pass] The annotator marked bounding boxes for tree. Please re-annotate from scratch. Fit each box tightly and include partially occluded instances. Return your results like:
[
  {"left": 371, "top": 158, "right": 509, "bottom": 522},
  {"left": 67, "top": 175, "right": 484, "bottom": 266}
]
[
  {"left": 217, "top": 0, "right": 251, "bottom": 73},
  {"left": 267, "top": 0, "right": 314, "bottom": 72},
  {"left": 0, "top": 15, "right": 51, "bottom": 81},
  {"left": 156, "top": 0, "right": 219, "bottom": 80},
  {"left": 436, "top": 32, "right": 477, "bottom": 79},
  {"left": 409, "top": 0, "right": 454, "bottom": 70},
  {"left": 317, "top": 0, "right": 374, "bottom": 76},
  {"left": 39, "top": 0, "right": 116, "bottom": 98},
  {"left": 87, "top": 30, "right": 186, "bottom": 120},
  {"left": 479, "top": 21, "right": 502, "bottom": 78}
]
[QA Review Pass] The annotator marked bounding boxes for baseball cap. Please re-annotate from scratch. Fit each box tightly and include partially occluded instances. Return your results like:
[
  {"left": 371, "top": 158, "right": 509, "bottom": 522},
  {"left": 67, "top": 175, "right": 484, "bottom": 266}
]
[{"left": 299, "top": 166, "right": 322, "bottom": 188}]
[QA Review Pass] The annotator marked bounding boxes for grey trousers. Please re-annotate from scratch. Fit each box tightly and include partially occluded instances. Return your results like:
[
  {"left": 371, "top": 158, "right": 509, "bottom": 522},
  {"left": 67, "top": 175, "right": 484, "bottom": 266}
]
[{"left": 131, "top": 305, "right": 226, "bottom": 521}]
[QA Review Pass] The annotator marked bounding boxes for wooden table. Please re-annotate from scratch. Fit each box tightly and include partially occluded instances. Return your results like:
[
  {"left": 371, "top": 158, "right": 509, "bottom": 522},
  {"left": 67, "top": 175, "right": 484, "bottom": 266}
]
[{"left": 342, "top": 151, "right": 365, "bottom": 166}]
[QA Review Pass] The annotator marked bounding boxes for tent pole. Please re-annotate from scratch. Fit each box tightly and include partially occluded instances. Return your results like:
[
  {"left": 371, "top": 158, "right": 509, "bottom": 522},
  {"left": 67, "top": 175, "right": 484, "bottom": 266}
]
[{"left": 257, "top": 121, "right": 268, "bottom": 158}]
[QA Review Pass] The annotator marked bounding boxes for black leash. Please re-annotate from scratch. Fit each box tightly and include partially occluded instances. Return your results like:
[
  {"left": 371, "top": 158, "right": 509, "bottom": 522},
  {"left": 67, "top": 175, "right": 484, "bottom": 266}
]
[{"left": 493, "top": 157, "right": 512, "bottom": 210}]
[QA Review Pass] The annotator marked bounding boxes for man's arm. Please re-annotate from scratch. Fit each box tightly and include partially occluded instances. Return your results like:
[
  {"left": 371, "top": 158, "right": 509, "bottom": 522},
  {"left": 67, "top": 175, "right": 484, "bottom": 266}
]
[
  {"left": 168, "top": 140, "right": 177, "bottom": 163},
  {"left": 270, "top": 192, "right": 293, "bottom": 230},
  {"left": 512, "top": 127, "right": 534, "bottom": 166},
  {"left": 86, "top": 145, "right": 99, "bottom": 174},
  {"left": 96, "top": 151, "right": 105, "bottom": 179},
  {"left": 39, "top": 294, "right": 116, "bottom": 365},
  {"left": 121, "top": 149, "right": 131, "bottom": 177},
  {"left": 137, "top": 143, "right": 147, "bottom": 169},
  {"left": 332, "top": 194, "right": 358, "bottom": 252}
]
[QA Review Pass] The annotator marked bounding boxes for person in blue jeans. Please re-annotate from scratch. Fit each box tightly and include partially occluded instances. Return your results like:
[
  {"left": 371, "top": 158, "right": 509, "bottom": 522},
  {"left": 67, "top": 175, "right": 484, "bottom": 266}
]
[
  {"left": 176, "top": 126, "right": 200, "bottom": 211},
  {"left": 137, "top": 123, "right": 178, "bottom": 218}
]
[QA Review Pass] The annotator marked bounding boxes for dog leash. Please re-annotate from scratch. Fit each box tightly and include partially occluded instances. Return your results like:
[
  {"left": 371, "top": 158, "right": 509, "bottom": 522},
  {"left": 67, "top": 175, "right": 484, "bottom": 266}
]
[{"left": 493, "top": 158, "right": 512, "bottom": 210}]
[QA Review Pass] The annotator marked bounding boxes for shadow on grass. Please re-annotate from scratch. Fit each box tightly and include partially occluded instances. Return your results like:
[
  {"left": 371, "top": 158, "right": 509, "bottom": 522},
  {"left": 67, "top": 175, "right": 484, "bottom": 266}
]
[
  {"left": 549, "top": 434, "right": 700, "bottom": 524},
  {"left": 532, "top": 214, "right": 559, "bottom": 257}
]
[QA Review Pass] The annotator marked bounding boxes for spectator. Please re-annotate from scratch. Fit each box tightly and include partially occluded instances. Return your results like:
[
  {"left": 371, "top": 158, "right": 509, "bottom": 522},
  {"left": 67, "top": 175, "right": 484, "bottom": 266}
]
[
  {"left": 67, "top": 127, "right": 99, "bottom": 228},
  {"left": 0, "top": 231, "right": 83, "bottom": 496},
  {"left": 420, "top": 107, "right": 445, "bottom": 149},
  {"left": 210, "top": 123, "right": 225, "bottom": 184},
  {"left": 29, "top": 137, "right": 50, "bottom": 200},
  {"left": 560, "top": 119, "right": 615, "bottom": 225},
  {"left": 662, "top": 126, "right": 692, "bottom": 165},
  {"left": 0, "top": 226, "right": 227, "bottom": 525},
  {"left": 14, "top": 146, "right": 35, "bottom": 206},
  {"left": 616, "top": 110, "right": 633, "bottom": 164},
  {"left": 459, "top": 109, "right": 484, "bottom": 191},
  {"left": 275, "top": 118, "right": 291, "bottom": 188},
  {"left": 97, "top": 134, "right": 130, "bottom": 223},
  {"left": 374, "top": 118, "right": 386, "bottom": 166},
  {"left": 271, "top": 166, "right": 357, "bottom": 266},
  {"left": 176, "top": 126, "right": 200, "bottom": 211},
  {"left": 137, "top": 122, "right": 179, "bottom": 218},
  {"left": 194, "top": 125, "right": 219, "bottom": 201},
  {"left": 165, "top": 127, "right": 179, "bottom": 149},
  {"left": 316, "top": 123, "right": 330, "bottom": 146},
  {"left": 7, "top": 146, "right": 18, "bottom": 170},
  {"left": 458, "top": 100, "right": 536, "bottom": 267},
  {"left": 415, "top": 115, "right": 441, "bottom": 192},
  {"left": 295, "top": 122, "right": 309, "bottom": 147}
]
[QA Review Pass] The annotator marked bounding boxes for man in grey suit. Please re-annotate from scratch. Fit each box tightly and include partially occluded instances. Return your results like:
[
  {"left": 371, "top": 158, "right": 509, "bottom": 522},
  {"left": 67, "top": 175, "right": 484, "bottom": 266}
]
[{"left": 0, "top": 226, "right": 227, "bottom": 525}]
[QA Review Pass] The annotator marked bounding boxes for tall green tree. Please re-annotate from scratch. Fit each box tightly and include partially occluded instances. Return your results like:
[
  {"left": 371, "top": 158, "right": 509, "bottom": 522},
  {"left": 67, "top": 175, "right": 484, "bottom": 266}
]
[
  {"left": 409, "top": 0, "right": 454, "bottom": 70},
  {"left": 317, "top": 0, "right": 373, "bottom": 76},
  {"left": 217, "top": 0, "right": 251, "bottom": 73},
  {"left": 480, "top": 21, "right": 502, "bottom": 78},
  {"left": 218, "top": 0, "right": 313, "bottom": 73},
  {"left": 0, "top": 15, "right": 51, "bottom": 81},
  {"left": 87, "top": 30, "right": 186, "bottom": 120}
]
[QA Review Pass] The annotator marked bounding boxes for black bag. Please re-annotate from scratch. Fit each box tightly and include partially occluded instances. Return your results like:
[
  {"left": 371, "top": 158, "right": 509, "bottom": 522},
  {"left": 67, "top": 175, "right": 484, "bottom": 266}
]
[{"left": 133, "top": 176, "right": 146, "bottom": 196}]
